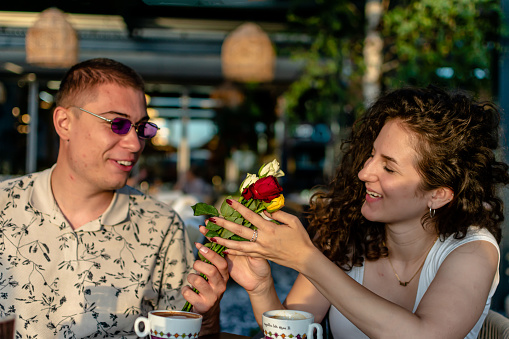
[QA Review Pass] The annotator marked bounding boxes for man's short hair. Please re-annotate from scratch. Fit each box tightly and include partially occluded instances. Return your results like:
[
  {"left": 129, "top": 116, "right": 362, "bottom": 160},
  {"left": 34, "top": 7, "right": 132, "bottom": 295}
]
[{"left": 55, "top": 58, "right": 145, "bottom": 108}]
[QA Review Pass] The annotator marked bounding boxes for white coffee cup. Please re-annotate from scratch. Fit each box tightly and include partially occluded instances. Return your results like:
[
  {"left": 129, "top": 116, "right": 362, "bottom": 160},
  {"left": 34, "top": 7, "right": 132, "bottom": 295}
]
[
  {"left": 134, "top": 310, "right": 202, "bottom": 339},
  {"left": 262, "top": 310, "right": 323, "bottom": 339}
]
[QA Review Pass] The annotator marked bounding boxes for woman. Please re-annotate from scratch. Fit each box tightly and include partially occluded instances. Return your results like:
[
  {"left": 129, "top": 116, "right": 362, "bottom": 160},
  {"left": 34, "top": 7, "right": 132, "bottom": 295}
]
[{"left": 203, "top": 86, "right": 509, "bottom": 338}]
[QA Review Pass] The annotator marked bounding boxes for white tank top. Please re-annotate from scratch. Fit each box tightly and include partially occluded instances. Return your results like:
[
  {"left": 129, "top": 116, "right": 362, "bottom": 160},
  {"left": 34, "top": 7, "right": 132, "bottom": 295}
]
[{"left": 328, "top": 227, "right": 500, "bottom": 339}]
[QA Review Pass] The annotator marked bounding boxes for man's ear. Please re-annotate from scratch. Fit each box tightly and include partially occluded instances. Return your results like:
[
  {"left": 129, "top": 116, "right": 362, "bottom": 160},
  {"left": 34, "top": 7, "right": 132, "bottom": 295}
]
[
  {"left": 428, "top": 187, "right": 454, "bottom": 210},
  {"left": 53, "top": 106, "right": 72, "bottom": 141}
]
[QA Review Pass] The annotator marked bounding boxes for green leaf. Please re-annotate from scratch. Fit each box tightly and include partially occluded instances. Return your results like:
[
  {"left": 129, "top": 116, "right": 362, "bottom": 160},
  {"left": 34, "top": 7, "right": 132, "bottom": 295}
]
[
  {"left": 220, "top": 197, "right": 236, "bottom": 217},
  {"left": 191, "top": 203, "right": 219, "bottom": 217},
  {"left": 244, "top": 199, "right": 255, "bottom": 209},
  {"left": 220, "top": 229, "right": 235, "bottom": 239},
  {"left": 224, "top": 214, "right": 240, "bottom": 223},
  {"left": 205, "top": 222, "right": 222, "bottom": 231},
  {"left": 234, "top": 216, "right": 247, "bottom": 226},
  {"left": 205, "top": 230, "right": 220, "bottom": 238},
  {"left": 246, "top": 199, "right": 263, "bottom": 212}
]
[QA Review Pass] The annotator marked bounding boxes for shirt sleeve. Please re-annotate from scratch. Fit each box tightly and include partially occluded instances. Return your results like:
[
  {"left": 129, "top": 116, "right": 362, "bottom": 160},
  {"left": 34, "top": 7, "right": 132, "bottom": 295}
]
[{"left": 154, "top": 211, "right": 195, "bottom": 310}]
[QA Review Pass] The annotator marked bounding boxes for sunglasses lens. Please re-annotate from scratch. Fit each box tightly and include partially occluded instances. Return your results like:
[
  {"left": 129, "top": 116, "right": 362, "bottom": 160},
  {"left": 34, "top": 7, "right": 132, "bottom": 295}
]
[
  {"left": 111, "top": 118, "right": 133, "bottom": 135},
  {"left": 138, "top": 122, "right": 158, "bottom": 139}
]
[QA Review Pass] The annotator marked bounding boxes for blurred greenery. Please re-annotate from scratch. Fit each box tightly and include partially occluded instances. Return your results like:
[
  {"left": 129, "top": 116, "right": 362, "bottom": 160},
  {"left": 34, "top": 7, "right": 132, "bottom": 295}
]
[
  {"left": 283, "top": 0, "right": 365, "bottom": 124},
  {"left": 382, "top": 0, "right": 502, "bottom": 95},
  {"left": 283, "top": 0, "right": 503, "bottom": 124}
]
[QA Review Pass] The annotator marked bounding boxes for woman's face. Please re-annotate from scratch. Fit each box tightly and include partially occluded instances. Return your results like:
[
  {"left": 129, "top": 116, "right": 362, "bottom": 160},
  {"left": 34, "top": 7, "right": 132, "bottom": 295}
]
[{"left": 357, "top": 119, "right": 432, "bottom": 227}]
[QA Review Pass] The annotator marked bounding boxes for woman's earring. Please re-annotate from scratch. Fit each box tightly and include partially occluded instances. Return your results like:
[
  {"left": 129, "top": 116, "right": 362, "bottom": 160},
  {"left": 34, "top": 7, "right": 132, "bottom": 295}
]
[{"left": 429, "top": 208, "right": 436, "bottom": 218}]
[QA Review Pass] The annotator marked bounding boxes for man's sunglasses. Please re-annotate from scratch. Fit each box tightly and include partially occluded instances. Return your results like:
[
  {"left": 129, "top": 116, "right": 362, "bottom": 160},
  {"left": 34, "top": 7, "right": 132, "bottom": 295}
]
[{"left": 76, "top": 107, "right": 159, "bottom": 139}]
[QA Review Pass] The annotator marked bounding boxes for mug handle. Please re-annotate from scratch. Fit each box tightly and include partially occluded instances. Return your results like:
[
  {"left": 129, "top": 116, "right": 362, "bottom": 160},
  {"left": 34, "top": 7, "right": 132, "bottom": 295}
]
[
  {"left": 134, "top": 316, "right": 150, "bottom": 337},
  {"left": 307, "top": 323, "right": 323, "bottom": 339}
]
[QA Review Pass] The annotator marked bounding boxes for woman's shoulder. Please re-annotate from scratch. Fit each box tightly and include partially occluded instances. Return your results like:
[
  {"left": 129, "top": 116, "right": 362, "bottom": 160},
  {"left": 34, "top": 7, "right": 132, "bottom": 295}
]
[
  {"left": 430, "top": 226, "right": 499, "bottom": 268},
  {"left": 439, "top": 227, "right": 498, "bottom": 251}
]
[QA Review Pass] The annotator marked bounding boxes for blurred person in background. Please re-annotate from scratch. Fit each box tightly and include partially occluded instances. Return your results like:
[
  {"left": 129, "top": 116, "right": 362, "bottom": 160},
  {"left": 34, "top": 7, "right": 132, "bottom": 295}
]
[
  {"left": 0, "top": 58, "right": 228, "bottom": 338},
  {"left": 206, "top": 86, "right": 509, "bottom": 339},
  {"left": 174, "top": 165, "right": 215, "bottom": 205}
]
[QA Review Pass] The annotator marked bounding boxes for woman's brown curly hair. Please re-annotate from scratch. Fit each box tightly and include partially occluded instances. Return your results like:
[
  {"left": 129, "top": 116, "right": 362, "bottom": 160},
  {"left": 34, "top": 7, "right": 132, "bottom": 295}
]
[{"left": 306, "top": 85, "right": 509, "bottom": 271}]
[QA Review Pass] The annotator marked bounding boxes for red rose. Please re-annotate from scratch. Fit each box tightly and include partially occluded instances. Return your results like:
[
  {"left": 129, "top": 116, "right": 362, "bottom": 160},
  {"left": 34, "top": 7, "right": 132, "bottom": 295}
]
[{"left": 242, "top": 176, "right": 283, "bottom": 202}]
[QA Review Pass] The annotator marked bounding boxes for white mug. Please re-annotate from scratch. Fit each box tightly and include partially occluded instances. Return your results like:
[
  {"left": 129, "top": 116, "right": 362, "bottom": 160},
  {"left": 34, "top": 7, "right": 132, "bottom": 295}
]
[
  {"left": 134, "top": 310, "right": 202, "bottom": 339},
  {"left": 262, "top": 310, "right": 323, "bottom": 339}
]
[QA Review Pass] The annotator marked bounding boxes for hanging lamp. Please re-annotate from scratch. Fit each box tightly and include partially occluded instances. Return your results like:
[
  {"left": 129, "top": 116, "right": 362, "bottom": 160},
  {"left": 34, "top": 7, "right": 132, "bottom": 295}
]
[
  {"left": 221, "top": 22, "right": 275, "bottom": 83},
  {"left": 26, "top": 8, "right": 78, "bottom": 68}
]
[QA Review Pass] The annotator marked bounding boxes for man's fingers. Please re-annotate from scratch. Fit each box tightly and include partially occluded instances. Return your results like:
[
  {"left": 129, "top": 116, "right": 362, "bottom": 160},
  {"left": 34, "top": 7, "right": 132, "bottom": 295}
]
[{"left": 195, "top": 243, "right": 229, "bottom": 281}]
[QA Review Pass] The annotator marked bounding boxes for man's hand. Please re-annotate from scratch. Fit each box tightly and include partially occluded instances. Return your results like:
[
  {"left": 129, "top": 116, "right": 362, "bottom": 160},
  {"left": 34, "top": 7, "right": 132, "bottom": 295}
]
[{"left": 182, "top": 242, "right": 229, "bottom": 335}]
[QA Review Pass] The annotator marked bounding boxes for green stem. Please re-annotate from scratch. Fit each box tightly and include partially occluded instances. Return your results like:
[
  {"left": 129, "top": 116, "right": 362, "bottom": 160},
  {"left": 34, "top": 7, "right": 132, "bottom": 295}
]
[{"left": 182, "top": 300, "right": 193, "bottom": 312}]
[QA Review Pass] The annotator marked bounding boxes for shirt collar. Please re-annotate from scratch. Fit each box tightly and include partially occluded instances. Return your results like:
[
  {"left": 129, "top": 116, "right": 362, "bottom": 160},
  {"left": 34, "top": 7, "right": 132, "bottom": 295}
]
[{"left": 30, "top": 164, "right": 130, "bottom": 229}]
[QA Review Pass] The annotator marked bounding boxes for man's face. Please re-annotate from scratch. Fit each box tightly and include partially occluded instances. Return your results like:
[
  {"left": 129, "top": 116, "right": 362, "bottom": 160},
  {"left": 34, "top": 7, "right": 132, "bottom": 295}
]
[{"left": 65, "top": 83, "right": 148, "bottom": 193}]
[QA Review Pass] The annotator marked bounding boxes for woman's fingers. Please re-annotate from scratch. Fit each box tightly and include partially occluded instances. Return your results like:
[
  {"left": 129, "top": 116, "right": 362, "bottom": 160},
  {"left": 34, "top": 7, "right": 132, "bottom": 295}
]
[
  {"left": 199, "top": 225, "right": 211, "bottom": 238},
  {"left": 267, "top": 209, "right": 302, "bottom": 228},
  {"left": 227, "top": 198, "right": 301, "bottom": 230},
  {"left": 195, "top": 198, "right": 309, "bottom": 266},
  {"left": 208, "top": 216, "right": 257, "bottom": 241},
  {"left": 210, "top": 232, "right": 265, "bottom": 258}
]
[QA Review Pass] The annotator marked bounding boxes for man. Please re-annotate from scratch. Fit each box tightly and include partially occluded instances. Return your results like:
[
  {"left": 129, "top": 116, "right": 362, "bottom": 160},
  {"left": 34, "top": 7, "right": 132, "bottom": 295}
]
[{"left": 0, "top": 58, "right": 228, "bottom": 338}]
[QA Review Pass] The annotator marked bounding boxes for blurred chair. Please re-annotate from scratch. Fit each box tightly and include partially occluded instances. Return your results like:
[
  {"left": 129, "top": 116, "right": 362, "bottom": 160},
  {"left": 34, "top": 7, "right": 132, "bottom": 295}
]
[
  {"left": 0, "top": 315, "right": 15, "bottom": 339},
  {"left": 477, "top": 310, "right": 509, "bottom": 339}
]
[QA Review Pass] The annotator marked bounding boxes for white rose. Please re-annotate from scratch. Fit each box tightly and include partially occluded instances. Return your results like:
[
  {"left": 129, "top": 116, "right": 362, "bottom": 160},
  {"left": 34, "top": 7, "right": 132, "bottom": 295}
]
[
  {"left": 258, "top": 159, "right": 285, "bottom": 178},
  {"left": 240, "top": 173, "right": 259, "bottom": 193}
]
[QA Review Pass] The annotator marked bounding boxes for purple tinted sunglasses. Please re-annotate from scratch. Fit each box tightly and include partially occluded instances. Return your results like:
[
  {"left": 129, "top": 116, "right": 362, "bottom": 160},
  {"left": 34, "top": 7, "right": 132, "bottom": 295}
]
[{"left": 77, "top": 107, "right": 159, "bottom": 139}]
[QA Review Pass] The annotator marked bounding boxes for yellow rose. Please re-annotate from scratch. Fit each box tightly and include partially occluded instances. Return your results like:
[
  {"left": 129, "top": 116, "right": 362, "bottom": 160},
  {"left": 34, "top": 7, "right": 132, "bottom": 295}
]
[{"left": 266, "top": 194, "right": 285, "bottom": 213}]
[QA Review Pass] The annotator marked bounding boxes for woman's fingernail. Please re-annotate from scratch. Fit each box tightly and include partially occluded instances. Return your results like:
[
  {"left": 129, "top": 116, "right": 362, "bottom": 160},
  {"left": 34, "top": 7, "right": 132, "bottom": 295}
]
[
  {"left": 226, "top": 199, "right": 233, "bottom": 205},
  {"left": 211, "top": 238, "right": 217, "bottom": 243},
  {"left": 209, "top": 217, "right": 217, "bottom": 223},
  {"left": 199, "top": 245, "right": 209, "bottom": 254},
  {"left": 223, "top": 250, "right": 229, "bottom": 255}
]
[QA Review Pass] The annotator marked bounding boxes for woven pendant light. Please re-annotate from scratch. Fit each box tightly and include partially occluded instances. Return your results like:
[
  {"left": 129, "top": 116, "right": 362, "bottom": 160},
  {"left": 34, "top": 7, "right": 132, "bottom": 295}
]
[
  {"left": 221, "top": 22, "right": 275, "bottom": 83},
  {"left": 26, "top": 8, "right": 78, "bottom": 68}
]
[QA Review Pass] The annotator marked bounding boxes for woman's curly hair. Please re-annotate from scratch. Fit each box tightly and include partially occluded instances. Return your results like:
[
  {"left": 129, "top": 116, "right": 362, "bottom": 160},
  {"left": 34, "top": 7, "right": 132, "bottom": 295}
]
[{"left": 306, "top": 85, "right": 509, "bottom": 271}]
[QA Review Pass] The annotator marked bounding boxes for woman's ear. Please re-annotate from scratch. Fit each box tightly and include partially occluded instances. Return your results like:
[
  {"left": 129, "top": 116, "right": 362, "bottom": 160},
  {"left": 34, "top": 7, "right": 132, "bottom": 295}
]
[
  {"left": 53, "top": 106, "right": 72, "bottom": 141},
  {"left": 429, "top": 187, "right": 454, "bottom": 209}
]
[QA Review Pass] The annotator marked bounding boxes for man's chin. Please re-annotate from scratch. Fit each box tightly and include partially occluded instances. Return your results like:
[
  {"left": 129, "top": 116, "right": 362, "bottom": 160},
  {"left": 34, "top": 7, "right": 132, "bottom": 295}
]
[{"left": 105, "top": 177, "right": 129, "bottom": 191}]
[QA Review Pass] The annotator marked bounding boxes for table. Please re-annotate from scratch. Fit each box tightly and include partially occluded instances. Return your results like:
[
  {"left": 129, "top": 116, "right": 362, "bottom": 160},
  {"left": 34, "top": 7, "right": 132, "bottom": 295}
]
[{"left": 199, "top": 332, "right": 252, "bottom": 339}]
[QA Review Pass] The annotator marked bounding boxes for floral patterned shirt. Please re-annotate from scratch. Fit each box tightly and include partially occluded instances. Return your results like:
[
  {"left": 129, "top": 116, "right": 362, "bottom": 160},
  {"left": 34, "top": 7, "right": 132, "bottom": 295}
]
[{"left": 0, "top": 166, "right": 194, "bottom": 338}]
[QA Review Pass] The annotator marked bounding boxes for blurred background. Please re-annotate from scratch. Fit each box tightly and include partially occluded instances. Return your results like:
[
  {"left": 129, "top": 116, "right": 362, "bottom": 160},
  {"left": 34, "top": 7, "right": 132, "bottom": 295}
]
[{"left": 1, "top": 0, "right": 509, "bottom": 335}]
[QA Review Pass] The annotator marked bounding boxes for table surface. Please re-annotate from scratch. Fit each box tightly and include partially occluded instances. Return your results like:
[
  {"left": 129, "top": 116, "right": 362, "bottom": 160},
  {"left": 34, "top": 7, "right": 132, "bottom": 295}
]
[{"left": 199, "top": 332, "right": 252, "bottom": 339}]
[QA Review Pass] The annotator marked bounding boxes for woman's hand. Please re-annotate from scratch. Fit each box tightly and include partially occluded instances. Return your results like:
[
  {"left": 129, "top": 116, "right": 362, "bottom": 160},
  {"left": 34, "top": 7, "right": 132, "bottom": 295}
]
[{"left": 206, "top": 199, "right": 318, "bottom": 272}]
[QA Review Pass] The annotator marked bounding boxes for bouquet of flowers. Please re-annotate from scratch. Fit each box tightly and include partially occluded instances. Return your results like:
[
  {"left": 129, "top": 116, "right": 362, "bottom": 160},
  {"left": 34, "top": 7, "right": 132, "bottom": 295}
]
[{"left": 182, "top": 159, "right": 285, "bottom": 312}]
